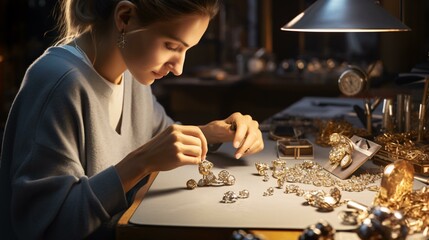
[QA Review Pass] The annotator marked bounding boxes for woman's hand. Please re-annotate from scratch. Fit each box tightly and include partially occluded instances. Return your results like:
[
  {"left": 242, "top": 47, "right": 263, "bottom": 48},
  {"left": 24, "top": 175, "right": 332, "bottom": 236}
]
[
  {"left": 115, "top": 124, "right": 207, "bottom": 192},
  {"left": 199, "top": 112, "right": 264, "bottom": 159}
]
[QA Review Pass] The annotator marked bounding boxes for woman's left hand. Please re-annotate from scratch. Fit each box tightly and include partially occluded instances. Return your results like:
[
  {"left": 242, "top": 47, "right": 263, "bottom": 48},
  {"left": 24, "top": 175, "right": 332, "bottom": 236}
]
[{"left": 199, "top": 112, "right": 264, "bottom": 159}]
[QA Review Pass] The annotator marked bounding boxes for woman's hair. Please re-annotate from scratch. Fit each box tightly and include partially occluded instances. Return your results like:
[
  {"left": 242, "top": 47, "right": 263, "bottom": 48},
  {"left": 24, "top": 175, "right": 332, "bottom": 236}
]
[{"left": 55, "top": 0, "right": 220, "bottom": 44}]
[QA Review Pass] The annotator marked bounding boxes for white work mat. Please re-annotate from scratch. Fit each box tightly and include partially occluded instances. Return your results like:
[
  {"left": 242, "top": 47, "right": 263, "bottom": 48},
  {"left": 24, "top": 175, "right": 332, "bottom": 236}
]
[{"left": 129, "top": 138, "right": 423, "bottom": 230}]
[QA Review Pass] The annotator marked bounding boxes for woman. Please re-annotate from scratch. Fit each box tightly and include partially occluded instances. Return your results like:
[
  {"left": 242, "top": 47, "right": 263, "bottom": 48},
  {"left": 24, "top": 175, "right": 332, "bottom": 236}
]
[{"left": 0, "top": 0, "right": 264, "bottom": 239}]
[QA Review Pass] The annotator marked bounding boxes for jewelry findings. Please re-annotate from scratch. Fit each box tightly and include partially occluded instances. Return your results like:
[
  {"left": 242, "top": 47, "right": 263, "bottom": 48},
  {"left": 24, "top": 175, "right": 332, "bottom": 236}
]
[
  {"left": 221, "top": 191, "right": 238, "bottom": 203},
  {"left": 277, "top": 160, "right": 382, "bottom": 192},
  {"left": 263, "top": 173, "right": 269, "bottom": 182},
  {"left": 255, "top": 162, "right": 271, "bottom": 182},
  {"left": 238, "top": 189, "right": 250, "bottom": 198},
  {"left": 218, "top": 170, "right": 236, "bottom": 185},
  {"left": 263, "top": 187, "right": 274, "bottom": 196},
  {"left": 255, "top": 160, "right": 287, "bottom": 183},
  {"left": 186, "top": 159, "right": 237, "bottom": 189},
  {"left": 221, "top": 189, "right": 250, "bottom": 203},
  {"left": 328, "top": 133, "right": 354, "bottom": 169},
  {"left": 375, "top": 132, "right": 429, "bottom": 164},
  {"left": 186, "top": 179, "right": 197, "bottom": 190},
  {"left": 198, "top": 159, "right": 214, "bottom": 176},
  {"left": 316, "top": 120, "right": 355, "bottom": 147},
  {"left": 284, "top": 185, "right": 347, "bottom": 211},
  {"left": 272, "top": 159, "right": 287, "bottom": 180},
  {"left": 255, "top": 162, "right": 269, "bottom": 176},
  {"left": 371, "top": 160, "right": 429, "bottom": 235},
  {"left": 340, "top": 161, "right": 429, "bottom": 236}
]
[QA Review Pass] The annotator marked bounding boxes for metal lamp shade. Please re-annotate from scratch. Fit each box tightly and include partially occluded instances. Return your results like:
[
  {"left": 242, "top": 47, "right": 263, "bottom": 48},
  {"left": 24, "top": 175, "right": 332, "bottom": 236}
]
[{"left": 281, "top": 0, "right": 411, "bottom": 32}]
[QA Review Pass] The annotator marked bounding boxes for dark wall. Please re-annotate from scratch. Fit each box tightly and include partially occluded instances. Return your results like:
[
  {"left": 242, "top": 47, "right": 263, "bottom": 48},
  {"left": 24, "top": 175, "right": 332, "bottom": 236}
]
[
  {"left": 1, "top": 0, "right": 428, "bottom": 131},
  {"left": 1, "top": 0, "right": 59, "bottom": 130}
]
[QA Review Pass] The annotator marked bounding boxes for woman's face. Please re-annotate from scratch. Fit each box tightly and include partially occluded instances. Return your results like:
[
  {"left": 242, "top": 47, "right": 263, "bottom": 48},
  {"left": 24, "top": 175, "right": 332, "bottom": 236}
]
[{"left": 120, "top": 14, "right": 210, "bottom": 85}]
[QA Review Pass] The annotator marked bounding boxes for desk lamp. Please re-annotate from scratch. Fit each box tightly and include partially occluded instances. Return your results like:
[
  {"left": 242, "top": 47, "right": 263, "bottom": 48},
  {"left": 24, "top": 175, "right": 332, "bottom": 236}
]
[{"left": 281, "top": 0, "right": 411, "bottom": 134}]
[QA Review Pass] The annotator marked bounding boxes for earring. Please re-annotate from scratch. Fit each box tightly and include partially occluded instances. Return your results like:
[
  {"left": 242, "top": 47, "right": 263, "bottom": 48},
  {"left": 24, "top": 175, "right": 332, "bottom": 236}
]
[{"left": 117, "top": 30, "right": 126, "bottom": 49}]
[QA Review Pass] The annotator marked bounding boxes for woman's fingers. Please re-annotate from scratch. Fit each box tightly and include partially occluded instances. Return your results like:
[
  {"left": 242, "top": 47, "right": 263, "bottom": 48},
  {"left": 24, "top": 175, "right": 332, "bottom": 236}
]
[
  {"left": 229, "top": 114, "right": 252, "bottom": 148},
  {"left": 234, "top": 130, "right": 264, "bottom": 159},
  {"left": 170, "top": 125, "right": 208, "bottom": 161},
  {"left": 225, "top": 113, "right": 263, "bottom": 159}
]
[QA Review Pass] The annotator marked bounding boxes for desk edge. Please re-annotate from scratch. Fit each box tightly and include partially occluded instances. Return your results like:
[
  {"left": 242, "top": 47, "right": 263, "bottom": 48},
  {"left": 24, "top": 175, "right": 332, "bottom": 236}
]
[{"left": 117, "top": 172, "right": 159, "bottom": 226}]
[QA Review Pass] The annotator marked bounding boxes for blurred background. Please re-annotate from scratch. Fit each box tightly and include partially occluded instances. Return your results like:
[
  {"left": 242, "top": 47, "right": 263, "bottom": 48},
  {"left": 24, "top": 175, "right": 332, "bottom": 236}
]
[{"left": 1, "top": 0, "right": 428, "bottom": 130}]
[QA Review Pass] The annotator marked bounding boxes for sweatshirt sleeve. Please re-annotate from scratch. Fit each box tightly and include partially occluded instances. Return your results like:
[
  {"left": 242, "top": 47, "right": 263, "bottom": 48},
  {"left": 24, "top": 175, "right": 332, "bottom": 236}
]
[
  {"left": 9, "top": 69, "right": 128, "bottom": 239},
  {"left": 13, "top": 145, "right": 127, "bottom": 239}
]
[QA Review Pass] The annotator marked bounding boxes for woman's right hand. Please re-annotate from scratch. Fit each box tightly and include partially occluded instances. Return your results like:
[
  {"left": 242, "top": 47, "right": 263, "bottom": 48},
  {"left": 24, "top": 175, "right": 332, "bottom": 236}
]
[{"left": 115, "top": 124, "right": 208, "bottom": 192}]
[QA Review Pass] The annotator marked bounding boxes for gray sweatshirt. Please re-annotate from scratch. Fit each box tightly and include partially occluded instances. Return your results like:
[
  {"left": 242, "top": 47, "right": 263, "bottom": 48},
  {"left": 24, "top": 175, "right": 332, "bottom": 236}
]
[{"left": 0, "top": 47, "right": 173, "bottom": 239}]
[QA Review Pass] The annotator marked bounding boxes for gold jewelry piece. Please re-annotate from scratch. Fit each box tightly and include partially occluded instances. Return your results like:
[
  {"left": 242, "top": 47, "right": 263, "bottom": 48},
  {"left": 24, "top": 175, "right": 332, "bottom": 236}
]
[
  {"left": 285, "top": 185, "right": 347, "bottom": 211},
  {"left": 221, "top": 189, "right": 250, "bottom": 203},
  {"left": 277, "top": 160, "right": 382, "bottom": 192},
  {"left": 263, "top": 173, "right": 269, "bottom": 182},
  {"left": 225, "top": 175, "right": 236, "bottom": 185},
  {"left": 328, "top": 133, "right": 354, "bottom": 169},
  {"left": 373, "top": 160, "right": 429, "bottom": 235},
  {"left": 199, "top": 160, "right": 214, "bottom": 176},
  {"left": 316, "top": 120, "right": 354, "bottom": 147},
  {"left": 238, "top": 189, "right": 250, "bottom": 199},
  {"left": 272, "top": 159, "right": 287, "bottom": 180},
  {"left": 316, "top": 120, "right": 371, "bottom": 147},
  {"left": 217, "top": 170, "right": 230, "bottom": 182},
  {"left": 221, "top": 191, "right": 238, "bottom": 203},
  {"left": 263, "top": 187, "right": 274, "bottom": 196},
  {"left": 186, "top": 179, "right": 197, "bottom": 190},
  {"left": 342, "top": 160, "right": 429, "bottom": 236},
  {"left": 272, "top": 159, "right": 287, "bottom": 169},
  {"left": 216, "top": 169, "right": 236, "bottom": 185},
  {"left": 198, "top": 161, "right": 222, "bottom": 186},
  {"left": 375, "top": 132, "right": 429, "bottom": 165},
  {"left": 189, "top": 159, "right": 237, "bottom": 188},
  {"left": 255, "top": 162, "right": 269, "bottom": 176},
  {"left": 373, "top": 160, "right": 414, "bottom": 209}
]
